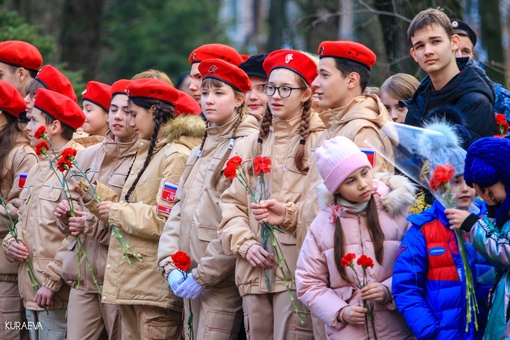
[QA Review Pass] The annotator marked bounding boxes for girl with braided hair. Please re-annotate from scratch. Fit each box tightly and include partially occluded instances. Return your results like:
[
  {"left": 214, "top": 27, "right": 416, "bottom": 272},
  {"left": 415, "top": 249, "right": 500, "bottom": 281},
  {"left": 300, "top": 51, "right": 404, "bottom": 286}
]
[
  {"left": 158, "top": 58, "right": 259, "bottom": 339},
  {"left": 218, "top": 49, "right": 324, "bottom": 340},
  {"left": 88, "top": 78, "right": 205, "bottom": 339},
  {"left": 0, "top": 81, "right": 37, "bottom": 340}
]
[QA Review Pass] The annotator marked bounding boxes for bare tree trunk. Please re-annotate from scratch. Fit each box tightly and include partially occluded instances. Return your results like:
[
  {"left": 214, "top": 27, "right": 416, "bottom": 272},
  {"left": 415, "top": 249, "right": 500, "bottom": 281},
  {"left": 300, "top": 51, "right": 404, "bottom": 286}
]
[
  {"left": 268, "top": 0, "right": 287, "bottom": 51},
  {"left": 60, "top": 0, "right": 105, "bottom": 81},
  {"left": 339, "top": 0, "right": 352, "bottom": 40},
  {"left": 479, "top": 0, "right": 505, "bottom": 84}
]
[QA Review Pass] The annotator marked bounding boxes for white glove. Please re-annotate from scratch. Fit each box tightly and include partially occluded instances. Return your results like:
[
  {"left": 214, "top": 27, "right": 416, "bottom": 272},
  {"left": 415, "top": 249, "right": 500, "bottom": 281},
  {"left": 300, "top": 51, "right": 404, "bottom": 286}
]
[
  {"left": 168, "top": 270, "right": 186, "bottom": 293},
  {"left": 174, "top": 274, "right": 203, "bottom": 300}
]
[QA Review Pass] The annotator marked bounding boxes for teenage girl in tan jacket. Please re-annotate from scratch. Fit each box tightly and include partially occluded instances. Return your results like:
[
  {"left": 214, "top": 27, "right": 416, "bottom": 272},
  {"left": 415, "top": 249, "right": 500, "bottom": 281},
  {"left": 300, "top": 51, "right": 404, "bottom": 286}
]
[
  {"left": 158, "top": 58, "right": 259, "bottom": 339},
  {"left": 218, "top": 50, "right": 325, "bottom": 340}
]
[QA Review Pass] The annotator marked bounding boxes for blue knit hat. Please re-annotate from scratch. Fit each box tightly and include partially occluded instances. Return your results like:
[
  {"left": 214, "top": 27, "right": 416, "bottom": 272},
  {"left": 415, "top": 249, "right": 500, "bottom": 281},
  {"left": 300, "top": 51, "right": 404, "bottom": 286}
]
[{"left": 464, "top": 137, "right": 510, "bottom": 226}]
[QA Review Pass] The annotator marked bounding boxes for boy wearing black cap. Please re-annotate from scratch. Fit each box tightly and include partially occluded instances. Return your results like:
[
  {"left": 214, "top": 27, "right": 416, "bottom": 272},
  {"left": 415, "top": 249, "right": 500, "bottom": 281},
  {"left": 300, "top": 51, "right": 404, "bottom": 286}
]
[
  {"left": 3, "top": 89, "right": 86, "bottom": 339},
  {"left": 403, "top": 8, "right": 496, "bottom": 144},
  {"left": 451, "top": 18, "right": 510, "bottom": 122}
]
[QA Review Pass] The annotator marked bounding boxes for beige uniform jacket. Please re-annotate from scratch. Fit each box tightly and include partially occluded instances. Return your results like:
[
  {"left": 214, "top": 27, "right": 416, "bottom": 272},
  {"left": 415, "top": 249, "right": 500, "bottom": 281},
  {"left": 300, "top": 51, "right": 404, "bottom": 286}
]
[
  {"left": 46, "top": 135, "right": 138, "bottom": 292},
  {"left": 157, "top": 114, "right": 259, "bottom": 288},
  {"left": 296, "top": 94, "right": 393, "bottom": 248},
  {"left": 2, "top": 139, "right": 84, "bottom": 311},
  {"left": 218, "top": 112, "right": 325, "bottom": 296},
  {"left": 91, "top": 115, "right": 204, "bottom": 310},
  {"left": 0, "top": 133, "right": 37, "bottom": 282}
]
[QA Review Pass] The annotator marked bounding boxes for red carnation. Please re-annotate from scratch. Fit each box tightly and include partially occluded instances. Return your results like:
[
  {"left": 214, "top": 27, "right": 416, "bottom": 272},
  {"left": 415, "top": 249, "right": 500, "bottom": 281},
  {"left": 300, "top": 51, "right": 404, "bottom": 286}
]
[
  {"left": 224, "top": 165, "right": 237, "bottom": 179},
  {"left": 34, "top": 126, "right": 47, "bottom": 140},
  {"left": 495, "top": 113, "right": 509, "bottom": 136},
  {"left": 357, "top": 254, "right": 374, "bottom": 268},
  {"left": 172, "top": 251, "right": 191, "bottom": 272},
  {"left": 56, "top": 158, "right": 72, "bottom": 172},
  {"left": 35, "top": 141, "right": 50, "bottom": 156},
  {"left": 62, "top": 148, "right": 78, "bottom": 161},
  {"left": 340, "top": 253, "right": 356, "bottom": 267},
  {"left": 496, "top": 113, "right": 507, "bottom": 125},
  {"left": 429, "top": 164, "right": 455, "bottom": 191},
  {"left": 253, "top": 156, "right": 271, "bottom": 175},
  {"left": 226, "top": 156, "right": 242, "bottom": 168}
]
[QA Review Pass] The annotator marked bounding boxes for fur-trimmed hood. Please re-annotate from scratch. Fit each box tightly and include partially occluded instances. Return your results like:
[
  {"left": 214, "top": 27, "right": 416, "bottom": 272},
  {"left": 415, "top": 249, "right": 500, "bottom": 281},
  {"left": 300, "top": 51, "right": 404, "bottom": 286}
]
[
  {"left": 316, "top": 172, "right": 416, "bottom": 217},
  {"left": 160, "top": 114, "right": 206, "bottom": 142}
]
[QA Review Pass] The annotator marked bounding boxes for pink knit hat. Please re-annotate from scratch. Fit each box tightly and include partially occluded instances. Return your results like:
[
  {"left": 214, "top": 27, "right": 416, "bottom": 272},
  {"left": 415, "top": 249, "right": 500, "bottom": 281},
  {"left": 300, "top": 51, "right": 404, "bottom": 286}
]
[{"left": 315, "top": 136, "right": 372, "bottom": 194}]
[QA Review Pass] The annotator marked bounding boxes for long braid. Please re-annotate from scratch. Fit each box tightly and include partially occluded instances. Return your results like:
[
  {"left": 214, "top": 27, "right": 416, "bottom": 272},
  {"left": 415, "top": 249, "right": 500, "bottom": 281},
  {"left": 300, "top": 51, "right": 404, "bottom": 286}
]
[
  {"left": 295, "top": 98, "right": 312, "bottom": 174},
  {"left": 211, "top": 105, "right": 245, "bottom": 189},
  {"left": 124, "top": 99, "right": 174, "bottom": 202},
  {"left": 196, "top": 128, "right": 208, "bottom": 158},
  {"left": 258, "top": 107, "right": 273, "bottom": 140}
]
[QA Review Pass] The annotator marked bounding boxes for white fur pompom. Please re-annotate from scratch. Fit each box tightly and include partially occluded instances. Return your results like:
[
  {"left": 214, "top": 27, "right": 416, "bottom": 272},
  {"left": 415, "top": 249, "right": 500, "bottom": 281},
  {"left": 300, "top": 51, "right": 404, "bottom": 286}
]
[{"left": 417, "top": 121, "right": 461, "bottom": 160}]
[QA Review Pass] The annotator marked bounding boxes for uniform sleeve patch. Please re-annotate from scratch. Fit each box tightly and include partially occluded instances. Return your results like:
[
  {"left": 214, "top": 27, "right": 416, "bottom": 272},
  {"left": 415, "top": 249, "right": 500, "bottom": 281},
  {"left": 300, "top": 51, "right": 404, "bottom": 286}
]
[
  {"left": 396, "top": 245, "right": 407, "bottom": 259},
  {"left": 18, "top": 173, "right": 28, "bottom": 190},
  {"left": 157, "top": 204, "right": 172, "bottom": 216},
  {"left": 161, "top": 182, "right": 178, "bottom": 203}
]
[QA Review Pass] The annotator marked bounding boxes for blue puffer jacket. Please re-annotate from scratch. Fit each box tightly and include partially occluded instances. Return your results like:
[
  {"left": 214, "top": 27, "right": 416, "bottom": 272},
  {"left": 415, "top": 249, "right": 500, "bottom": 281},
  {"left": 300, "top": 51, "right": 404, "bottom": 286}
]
[
  {"left": 393, "top": 200, "right": 492, "bottom": 340},
  {"left": 403, "top": 58, "right": 495, "bottom": 145}
]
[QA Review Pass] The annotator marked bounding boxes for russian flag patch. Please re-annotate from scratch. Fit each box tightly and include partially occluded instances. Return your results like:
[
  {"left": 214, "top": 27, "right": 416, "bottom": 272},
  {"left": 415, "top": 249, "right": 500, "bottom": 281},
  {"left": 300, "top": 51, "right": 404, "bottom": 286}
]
[
  {"left": 360, "top": 147, "right": 376, "bottom": 167},
  {"left": 161, "top": 182, "right": 178, "bottom": 203},
  {"left": 18, "top": 173, "right": 28, "bottom": 189}
]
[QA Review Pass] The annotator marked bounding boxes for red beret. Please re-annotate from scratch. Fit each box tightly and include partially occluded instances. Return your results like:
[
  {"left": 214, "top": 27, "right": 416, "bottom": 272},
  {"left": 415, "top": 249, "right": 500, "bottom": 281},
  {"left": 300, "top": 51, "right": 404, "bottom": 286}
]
[
  {"left": 199, "top": 58, "right": 251, "bottom": 93},
  {"left": 125, "top": 78, "right": 179, "bottom": 105},
  {"left": 0, "top": 80, "right": 26, "bottom": 118},
  {"left": 174, "top": 90, "right": 201, "bottom": 116},
  {"left": 111, "top": 79, "right": 131, "bottom": 97},
  {"left": 263, "top": 49, "right": 318, "bottom": 85},
  {"left": 318, "top": 41, "right": 376, "bottom": 70},
  {"left": 35, "top": 65, "right": 77, "bottom": 102},
  {"left": 0, "top": 40, "right": 43, "bottom": 71},
  {"left": 188, "top": 44, "right": 243, "bottom": 66},
  {"left": 82, "top": 81, "right": 112, "bottom": 112},
  {"left": 34, "top": 88, "right": 85, "bottom": 131}
]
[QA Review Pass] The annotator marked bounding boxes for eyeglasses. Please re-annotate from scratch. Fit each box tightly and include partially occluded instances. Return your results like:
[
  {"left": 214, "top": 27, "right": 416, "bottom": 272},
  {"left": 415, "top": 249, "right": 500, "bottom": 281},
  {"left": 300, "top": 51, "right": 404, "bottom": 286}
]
[{"left": 263, "top": 84, "right": 305, "bottom": 98}]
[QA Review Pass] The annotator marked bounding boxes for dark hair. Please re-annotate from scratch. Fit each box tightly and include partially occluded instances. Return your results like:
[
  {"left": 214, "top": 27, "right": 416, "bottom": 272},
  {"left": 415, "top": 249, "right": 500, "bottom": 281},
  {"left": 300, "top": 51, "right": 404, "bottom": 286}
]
[
  {"left": 175, "top": 71, "right": 191, "bottom": 90},
  {"left": 0, "top": 113, "right": 29, "bottom": 181},
  {"left": 333, "top": 58, "right": 371, "bottom": 93},
  {"left": 258, "top": 73, "right": 312, "bottom": 174},
  {"left": 407, "top": 8, "right": 454, "bottom": 43},
  {"left": 41, "top": 112, "right": 74, "bottom": 140},
  {"left": 124, "top": 97, "right": 176, "bottom": 202},
  {"left": 333, "top": 195, "right": 384, "bottom": 282},
  {"left": 197, "top": 78, "right": 246, "bottom": 189},
  {"left": 8, "top": 64, "right": 37, "bottom": 79}
]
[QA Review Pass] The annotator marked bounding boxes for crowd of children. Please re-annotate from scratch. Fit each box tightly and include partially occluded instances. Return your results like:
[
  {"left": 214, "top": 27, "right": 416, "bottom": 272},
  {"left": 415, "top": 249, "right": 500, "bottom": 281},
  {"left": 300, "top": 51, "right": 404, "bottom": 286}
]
[{"left": 0, "top": 6, "right": 509, "bottom": 340}]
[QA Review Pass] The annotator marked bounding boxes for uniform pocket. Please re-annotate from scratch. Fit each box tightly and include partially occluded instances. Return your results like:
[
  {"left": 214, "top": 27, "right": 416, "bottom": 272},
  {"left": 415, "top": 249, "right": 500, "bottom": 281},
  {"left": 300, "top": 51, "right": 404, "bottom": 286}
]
[
  {"left": 204, "top": 309, "right": 242, "bottom": 339},
  {"left": 39, "top": 184, "right": 62, "bottom": 202},
  {"left": 141, "top": 306, "right": 183, "bottom": 340},
  {"left": 197, "top": 225, "right": 219, "bottom": 242}
]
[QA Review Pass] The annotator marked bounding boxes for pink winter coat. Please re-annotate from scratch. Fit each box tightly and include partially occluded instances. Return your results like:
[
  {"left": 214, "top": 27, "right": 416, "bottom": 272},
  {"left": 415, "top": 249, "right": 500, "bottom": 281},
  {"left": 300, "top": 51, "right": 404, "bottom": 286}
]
[{"left": 296, "top": 173, "right": 416, "bottom": 340}]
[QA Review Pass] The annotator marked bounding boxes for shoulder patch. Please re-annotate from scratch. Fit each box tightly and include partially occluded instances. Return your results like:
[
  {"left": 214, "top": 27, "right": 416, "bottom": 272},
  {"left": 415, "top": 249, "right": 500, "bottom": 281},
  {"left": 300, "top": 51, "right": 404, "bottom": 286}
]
[
  {"left": 161, "top": 182, "right": 178, "bottom": 203},
  {"left": 396, "top": 245, "right": 407, "bottom": 259},
  {"left": 18, "top": 172, "right": 28, "bottom": 189}
]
